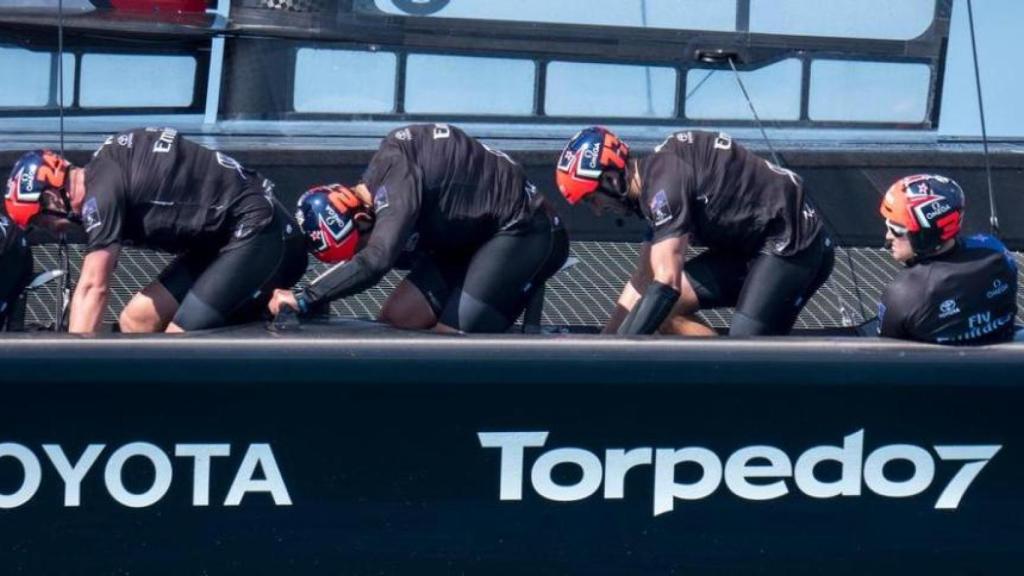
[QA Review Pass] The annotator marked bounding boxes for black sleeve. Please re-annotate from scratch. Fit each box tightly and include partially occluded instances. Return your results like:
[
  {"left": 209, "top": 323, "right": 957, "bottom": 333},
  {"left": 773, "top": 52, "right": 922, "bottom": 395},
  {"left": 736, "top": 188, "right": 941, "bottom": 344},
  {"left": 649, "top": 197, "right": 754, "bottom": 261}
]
[
  {"left": 640, "top": 154, "right": 691, "bottom": 244},
  {"left": 877, "top": 279, "right": 916, "bottom": 340},
  {"left": 82, "top": 160, "right": 125, "bottom": 252},
  {"left": 302, "top": 156, "right": 421, "bottom": 306}
]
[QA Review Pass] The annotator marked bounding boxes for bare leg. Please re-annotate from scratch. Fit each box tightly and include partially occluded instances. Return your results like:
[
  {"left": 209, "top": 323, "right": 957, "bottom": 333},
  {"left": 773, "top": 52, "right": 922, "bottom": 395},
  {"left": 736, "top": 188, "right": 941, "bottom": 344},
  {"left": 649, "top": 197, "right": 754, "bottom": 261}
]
[
  {"left": 379, "top": 278, "right": 438, "bottom": 330},
  {"left": 657, "top": 272, "right": 717, "bottom": 337},
  {"left": 120, "top": 281, "right": 178, "bottom": 333}
]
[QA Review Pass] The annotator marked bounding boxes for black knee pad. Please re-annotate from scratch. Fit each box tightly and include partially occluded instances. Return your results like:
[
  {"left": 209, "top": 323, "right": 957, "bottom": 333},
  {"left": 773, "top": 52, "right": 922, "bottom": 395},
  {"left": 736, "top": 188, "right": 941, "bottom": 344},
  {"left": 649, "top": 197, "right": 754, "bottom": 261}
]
[
  {"left": 444, "top": 291, "right": 514, "bottom": 333},
  {"left": 729, "top": 311, "right": 773, "bottom": 337},
  {"left": 173, "top": 292, "right": 227, "bottom": 331}
]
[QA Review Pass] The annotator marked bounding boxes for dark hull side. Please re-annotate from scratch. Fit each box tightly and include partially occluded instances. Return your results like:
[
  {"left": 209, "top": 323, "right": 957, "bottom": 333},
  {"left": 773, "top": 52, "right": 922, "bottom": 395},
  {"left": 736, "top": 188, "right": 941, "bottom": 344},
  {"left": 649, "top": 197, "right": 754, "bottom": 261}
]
[{"left": 1, "top": 323, "right": 1022, "bottom": 574}]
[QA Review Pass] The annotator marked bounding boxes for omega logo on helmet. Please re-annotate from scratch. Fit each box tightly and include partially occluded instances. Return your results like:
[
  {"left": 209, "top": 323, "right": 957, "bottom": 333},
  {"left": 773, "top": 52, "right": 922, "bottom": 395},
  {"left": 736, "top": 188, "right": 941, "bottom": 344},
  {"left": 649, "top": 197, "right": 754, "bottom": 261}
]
[{"left": 922, "top": 200, "right": 951, "bottom": 220}]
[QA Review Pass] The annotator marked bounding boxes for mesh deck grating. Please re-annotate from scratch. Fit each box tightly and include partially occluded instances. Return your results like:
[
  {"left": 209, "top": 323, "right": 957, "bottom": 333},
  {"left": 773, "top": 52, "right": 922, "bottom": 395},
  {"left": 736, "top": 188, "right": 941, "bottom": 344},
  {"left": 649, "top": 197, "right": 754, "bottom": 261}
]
[{"left": 23, "top": 242, "right": 1024, "bottom": 330}]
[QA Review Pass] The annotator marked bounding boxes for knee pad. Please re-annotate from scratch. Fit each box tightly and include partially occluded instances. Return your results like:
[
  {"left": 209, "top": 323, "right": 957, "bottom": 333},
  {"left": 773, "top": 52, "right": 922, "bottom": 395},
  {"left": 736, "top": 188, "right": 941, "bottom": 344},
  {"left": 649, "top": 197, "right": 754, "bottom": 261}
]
[
  {"left": 444, "top": 291, "right": 514, "bottom": 334},
  {"left": 728, "top": 311, "right": 774, "bottom": 337},
  {"left": 173, "top": 292, "right": 227, "bottom": 331}
]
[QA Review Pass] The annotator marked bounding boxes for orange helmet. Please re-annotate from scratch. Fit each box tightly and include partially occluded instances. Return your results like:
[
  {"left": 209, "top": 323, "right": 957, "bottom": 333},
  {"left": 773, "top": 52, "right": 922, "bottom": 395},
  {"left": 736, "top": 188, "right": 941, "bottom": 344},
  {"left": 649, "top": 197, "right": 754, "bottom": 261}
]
[
  {"left": 880, "top": 174, "right": 964, "bottom": 256},
  {"left": 555, "top": 126, "right": 630, "bottom": 205}
]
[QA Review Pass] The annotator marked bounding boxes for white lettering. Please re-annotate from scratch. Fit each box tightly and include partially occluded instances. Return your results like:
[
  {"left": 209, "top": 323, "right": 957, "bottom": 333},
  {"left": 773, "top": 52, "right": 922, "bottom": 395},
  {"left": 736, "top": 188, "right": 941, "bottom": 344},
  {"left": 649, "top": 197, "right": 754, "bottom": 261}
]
[
  {"left": 603, "top": 448, "right": 652, "bottom": 499},
  {"left": 43, "top": 444, "right": 104, "bottom": 507},
  {"left": 224, "top": 444, "right": 292, "bottom": 506},
  {"left": 175, "top": 444, "right": 231, "bottom": 507},
  {"left": 531, "top": 448, "right": 602, "bottom": 502},
  {"left": 478, "top": 431, "right": 548, "bottom": 500},
  {"left": 432, "top": 123, "right": 451, "bottom": 139},
  {"left": 724, "top": 446, "right": 791, "bottom": 501},
  {"left": 0, "top": 442, "right": 289, "bottom": 508},
  {"left": 969, "top": 312, "right": 992, "bottom": 329},
  {"left": 479, "top": 430, "right": 999, "bottom": 516},
  {"left": 653, "top": 447, "right": 722, "bottom": 516},
  {"left": 932, "top": 445, "right": 1001, "bottom": 509},
  {"left": 152, "top": 127, "right": 177, "bottom": 153},
  {"left": 794, "top": 429, "right": 863, "bottom": 498},
  {"left": 104, "top": 442, "right": 173, "bottom": 508},
  {"left": 864, "top": 444, "right": 935, "bottom": 498},
  {"left": 0, "top": 443, "right": 42, "bottom": 509}
]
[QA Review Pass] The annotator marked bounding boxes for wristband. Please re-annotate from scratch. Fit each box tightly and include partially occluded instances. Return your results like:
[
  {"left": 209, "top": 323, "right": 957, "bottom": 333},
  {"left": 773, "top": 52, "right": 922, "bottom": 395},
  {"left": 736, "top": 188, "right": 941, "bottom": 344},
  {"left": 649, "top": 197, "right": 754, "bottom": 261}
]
[{"left": 294, "top": 291, "right": 310, "bottom": 315}]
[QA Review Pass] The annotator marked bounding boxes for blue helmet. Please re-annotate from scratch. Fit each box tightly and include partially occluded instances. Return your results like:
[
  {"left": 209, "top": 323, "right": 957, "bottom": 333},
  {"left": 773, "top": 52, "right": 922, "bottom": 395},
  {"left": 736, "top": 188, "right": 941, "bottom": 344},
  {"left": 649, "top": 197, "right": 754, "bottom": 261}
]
[{"left": 295, "top": 184, "right": 369, "bottom": 263}]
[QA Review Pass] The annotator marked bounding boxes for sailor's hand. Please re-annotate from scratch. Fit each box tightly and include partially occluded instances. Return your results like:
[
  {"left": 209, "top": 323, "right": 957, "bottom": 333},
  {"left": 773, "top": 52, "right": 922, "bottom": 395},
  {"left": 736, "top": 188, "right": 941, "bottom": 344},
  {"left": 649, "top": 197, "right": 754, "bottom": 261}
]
[{"left": 268, "top": 289, "right": 298, "bottom": 316}]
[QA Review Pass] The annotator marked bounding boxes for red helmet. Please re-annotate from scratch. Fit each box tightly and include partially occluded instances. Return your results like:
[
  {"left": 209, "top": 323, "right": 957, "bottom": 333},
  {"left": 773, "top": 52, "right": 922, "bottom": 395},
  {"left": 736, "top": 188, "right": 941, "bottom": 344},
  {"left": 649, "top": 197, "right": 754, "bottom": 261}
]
[
  {"left": 5, "top": 150, "right": 72, "bottom": 228},
  {"left": 296, "top": 184, "right": 370, "bottom": 263},
  {"left": 880, "top": 174, "right": 965, "bottom": 256},
  {"left": 555, "top": 126, "right": 630, "bottom": 205}
]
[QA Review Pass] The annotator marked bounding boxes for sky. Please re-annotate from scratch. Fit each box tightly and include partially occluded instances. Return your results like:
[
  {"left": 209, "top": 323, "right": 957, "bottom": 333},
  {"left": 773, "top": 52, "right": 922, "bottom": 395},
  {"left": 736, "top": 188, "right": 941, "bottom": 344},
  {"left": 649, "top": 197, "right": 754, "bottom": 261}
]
[{"left": 938, "top": 0, "right": 1023, "bottom": 137}]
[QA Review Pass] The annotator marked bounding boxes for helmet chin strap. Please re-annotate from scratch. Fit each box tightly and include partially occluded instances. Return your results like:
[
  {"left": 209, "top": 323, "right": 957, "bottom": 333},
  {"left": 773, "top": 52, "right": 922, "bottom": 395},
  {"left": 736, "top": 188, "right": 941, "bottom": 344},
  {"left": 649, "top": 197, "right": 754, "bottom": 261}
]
[
  {"left": 597, "top": 164, "right": 639, "bottom": 215},
  {"left": 353, "top": 210, "right": 375, "bottom": 232}
]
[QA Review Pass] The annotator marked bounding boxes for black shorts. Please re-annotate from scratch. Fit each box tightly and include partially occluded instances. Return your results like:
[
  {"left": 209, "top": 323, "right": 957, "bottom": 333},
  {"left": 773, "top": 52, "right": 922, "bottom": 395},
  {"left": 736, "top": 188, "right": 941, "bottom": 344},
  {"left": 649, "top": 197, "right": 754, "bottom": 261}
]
[
  {"left": 158, "top": 203, "right": 307, "bottom": 330},
  {"left": 0, "top": 239, "right": 33, "bottom": 328},
  {"left": 685, "top": 231, "right": 835, "bottom": 336},
  {"left": 406, "top": 209, "right": 570, "bottom": 333}
]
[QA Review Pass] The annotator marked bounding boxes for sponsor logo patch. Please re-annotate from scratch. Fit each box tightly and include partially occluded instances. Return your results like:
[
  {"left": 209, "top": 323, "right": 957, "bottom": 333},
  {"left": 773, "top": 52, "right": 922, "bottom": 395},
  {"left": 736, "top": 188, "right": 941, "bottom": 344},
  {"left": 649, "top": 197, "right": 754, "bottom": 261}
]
[
  {"left": 650, "top": 190, "right": 672, "bottom": 227},
  {"left": 921, "top": 199, "right": 952, "bottom": 221},
  {"left": 20, "top": 166, "right": 37, "bottom": 195},
  {"left": 373, "top": 185, "right": 390, "bottom": 212},
  {"left": 82, "top": 197, "right": 102, "bottom": 233},
  {"left": 986, "top": 279, "right": 1010, "bottom": 299},
  {"left": 938, "top": 298, "right": 960, "bottom": 319}
]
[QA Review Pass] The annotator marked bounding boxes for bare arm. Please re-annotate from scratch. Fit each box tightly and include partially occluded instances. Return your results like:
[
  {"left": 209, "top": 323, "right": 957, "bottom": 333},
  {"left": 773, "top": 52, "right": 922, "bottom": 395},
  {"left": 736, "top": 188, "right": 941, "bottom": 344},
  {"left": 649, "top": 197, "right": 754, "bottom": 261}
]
[
  {"left": 69, "top": 245, "right": 120, "bottom": 333},
  {"left": 615, "top": 235, "right": 690, "bottom": 336},
  {"left": 649, "top": 234, "right": 687, "bottom": 290}
]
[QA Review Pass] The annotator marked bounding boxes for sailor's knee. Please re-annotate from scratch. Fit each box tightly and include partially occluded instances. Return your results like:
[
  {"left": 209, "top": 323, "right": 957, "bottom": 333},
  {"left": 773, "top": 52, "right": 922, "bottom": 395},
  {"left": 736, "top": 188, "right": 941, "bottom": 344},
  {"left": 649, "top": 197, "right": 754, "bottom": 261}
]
[
  {"left": 119, "top": 283, "right": 179, "bottom": 333},
  {"left": 379, "top": 292, "right": 436, "bottom": 329},
  {"left": 119, "top": 297, "right": 167, "bottom": 333}
]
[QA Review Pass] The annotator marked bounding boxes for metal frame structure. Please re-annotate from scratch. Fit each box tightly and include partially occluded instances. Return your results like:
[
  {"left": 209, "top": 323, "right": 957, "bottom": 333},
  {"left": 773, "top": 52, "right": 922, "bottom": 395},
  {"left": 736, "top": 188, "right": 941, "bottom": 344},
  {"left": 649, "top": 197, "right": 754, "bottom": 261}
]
[
  {"left": 0, "top": 0, "right": 952, "bottom": 130},
  {"left": 0, "top": 26, "right": 211, "bottom": 117}
]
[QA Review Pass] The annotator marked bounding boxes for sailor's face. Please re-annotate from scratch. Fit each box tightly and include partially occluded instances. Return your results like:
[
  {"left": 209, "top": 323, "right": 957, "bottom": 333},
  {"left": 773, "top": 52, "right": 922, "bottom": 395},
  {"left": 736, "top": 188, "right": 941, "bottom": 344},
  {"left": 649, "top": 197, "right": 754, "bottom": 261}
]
[{"left": 885, "top": 222, "right": 915, "bottom": 263}]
